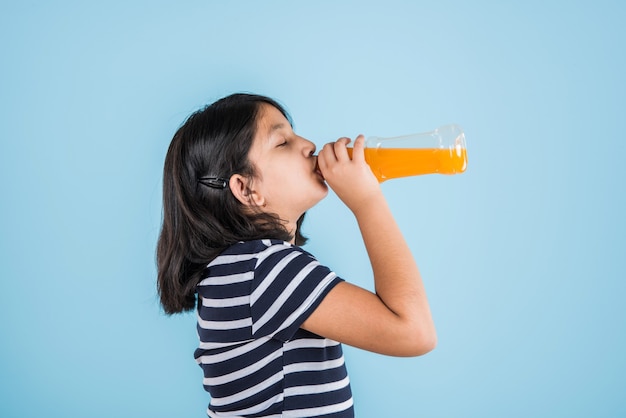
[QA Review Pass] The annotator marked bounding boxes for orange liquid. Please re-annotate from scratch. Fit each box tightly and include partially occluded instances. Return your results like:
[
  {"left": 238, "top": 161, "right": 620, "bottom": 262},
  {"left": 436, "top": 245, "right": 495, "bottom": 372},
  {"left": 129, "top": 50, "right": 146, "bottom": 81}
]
[{"left": 347, "top": 147, "right": 467, "bottom": 182}]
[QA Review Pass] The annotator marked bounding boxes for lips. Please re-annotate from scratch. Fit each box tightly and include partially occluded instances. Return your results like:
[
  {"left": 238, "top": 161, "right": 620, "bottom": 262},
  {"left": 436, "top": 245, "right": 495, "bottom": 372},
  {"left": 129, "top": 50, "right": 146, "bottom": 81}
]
[{"left": 314, "top": 157, "right": 325, "bottom": 179}]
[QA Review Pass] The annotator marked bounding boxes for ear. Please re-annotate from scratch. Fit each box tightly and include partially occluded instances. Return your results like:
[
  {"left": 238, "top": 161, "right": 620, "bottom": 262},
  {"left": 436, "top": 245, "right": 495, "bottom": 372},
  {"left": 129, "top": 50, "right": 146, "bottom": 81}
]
[{"left": 229, "top": 174, "right": 266, "bottom": 208}]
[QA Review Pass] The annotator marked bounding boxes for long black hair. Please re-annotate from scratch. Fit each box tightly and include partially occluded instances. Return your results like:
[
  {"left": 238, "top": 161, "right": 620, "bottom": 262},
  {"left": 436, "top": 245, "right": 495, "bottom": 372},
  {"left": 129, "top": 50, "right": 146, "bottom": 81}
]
[{"left": 156, "top": 93, "right": 307, "bottom": 314}]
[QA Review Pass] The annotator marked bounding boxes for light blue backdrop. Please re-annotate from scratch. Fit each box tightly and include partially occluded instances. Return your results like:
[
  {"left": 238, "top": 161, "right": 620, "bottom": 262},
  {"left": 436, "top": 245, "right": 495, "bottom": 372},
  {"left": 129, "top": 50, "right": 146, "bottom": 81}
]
[{"left": 1, "top": 1, "right": 624, "bottom": 417}]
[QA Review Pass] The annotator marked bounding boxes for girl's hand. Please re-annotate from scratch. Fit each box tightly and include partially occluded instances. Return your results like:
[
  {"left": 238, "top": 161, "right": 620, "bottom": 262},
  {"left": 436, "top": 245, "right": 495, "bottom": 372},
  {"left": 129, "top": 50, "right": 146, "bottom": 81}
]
[
  {"left": 305, "top": 136, "right": 437, "bottom": 357},
  {"left": 317, "top": 135, "right": 381, "bottom": 213},
  {"left": 301, "top": 277, "right": 437, "bottom": 357}
]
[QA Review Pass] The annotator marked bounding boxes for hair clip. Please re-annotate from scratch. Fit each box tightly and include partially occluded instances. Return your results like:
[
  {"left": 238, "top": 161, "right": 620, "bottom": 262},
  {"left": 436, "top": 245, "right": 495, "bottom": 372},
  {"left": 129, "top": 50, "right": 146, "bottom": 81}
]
[{"left": 198, "top": 177, "right": 229, "bottom": 189}]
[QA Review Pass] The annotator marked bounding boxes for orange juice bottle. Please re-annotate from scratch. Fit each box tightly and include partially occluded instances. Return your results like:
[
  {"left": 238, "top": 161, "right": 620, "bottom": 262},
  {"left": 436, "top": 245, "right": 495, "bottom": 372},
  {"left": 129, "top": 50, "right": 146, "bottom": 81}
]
[{"left": 347, "top": 124, "right": 467, "bottom": 182}]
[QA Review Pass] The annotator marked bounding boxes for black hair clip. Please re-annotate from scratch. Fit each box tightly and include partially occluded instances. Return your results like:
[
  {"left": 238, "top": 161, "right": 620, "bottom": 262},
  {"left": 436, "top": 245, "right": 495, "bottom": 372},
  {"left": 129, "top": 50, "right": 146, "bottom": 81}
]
[{"left": 198, "top": 177, "right": 229, "bottom": 189}]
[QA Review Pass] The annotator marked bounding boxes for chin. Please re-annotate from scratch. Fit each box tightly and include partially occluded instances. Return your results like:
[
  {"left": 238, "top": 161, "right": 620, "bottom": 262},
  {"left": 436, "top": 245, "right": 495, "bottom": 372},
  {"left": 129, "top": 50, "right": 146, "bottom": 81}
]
[
  {"left": 318, "top": 183, "right": 329, "bottom": 197},
  {"left": 307, "top": 187, "right": 328, "bottom": 209}
]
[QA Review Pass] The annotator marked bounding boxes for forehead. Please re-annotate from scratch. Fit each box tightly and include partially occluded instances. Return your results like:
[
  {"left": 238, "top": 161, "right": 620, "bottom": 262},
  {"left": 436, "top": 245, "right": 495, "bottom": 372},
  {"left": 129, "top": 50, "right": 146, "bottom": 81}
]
[
  {"left": 249, "top": 104, "right": 291, "bottom": 160},
  {"left": 256, "top": 104, "right": 290, "bottom": 134}
]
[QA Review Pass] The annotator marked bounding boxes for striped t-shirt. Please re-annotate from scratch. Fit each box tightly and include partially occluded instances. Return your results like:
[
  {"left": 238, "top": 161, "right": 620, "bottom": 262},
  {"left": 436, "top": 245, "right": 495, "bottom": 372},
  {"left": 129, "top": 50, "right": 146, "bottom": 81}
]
[{"left": 194, "top": 239, "right": 354, "bottom": 417}]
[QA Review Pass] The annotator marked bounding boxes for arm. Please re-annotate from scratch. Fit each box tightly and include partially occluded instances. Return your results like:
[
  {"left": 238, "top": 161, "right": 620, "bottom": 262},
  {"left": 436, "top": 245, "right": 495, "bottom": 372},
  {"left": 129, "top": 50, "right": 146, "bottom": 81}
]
[{"left": 301, "top": 136, "right": 437, "bottom": 357}]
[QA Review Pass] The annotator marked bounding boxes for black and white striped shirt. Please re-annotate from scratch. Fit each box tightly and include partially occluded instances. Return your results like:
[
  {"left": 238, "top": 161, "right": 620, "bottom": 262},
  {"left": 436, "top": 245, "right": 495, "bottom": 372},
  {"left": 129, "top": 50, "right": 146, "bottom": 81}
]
[{"left": 194, "top": 239, "right": 354, "bottom": 417}]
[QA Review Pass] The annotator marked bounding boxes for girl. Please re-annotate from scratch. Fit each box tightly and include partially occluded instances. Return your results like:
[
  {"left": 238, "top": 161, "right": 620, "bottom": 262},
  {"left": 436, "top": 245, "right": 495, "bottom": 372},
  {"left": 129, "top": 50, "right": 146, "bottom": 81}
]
[{"left": 157, "top": 93, "right": 437, "bottom": 417}]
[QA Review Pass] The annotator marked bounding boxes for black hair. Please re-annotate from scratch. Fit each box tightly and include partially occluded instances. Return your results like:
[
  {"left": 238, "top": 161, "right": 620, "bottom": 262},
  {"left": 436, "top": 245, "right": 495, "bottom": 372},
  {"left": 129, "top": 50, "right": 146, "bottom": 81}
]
[{"left": 156, "top": 93, "right": 307, "bottom": 314}]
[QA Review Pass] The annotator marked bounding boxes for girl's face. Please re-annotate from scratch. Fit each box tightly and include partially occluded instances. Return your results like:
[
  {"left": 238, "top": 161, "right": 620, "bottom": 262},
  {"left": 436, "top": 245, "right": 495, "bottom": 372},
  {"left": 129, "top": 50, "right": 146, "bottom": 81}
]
[{"left": 246, "top": 104, "right": 328, "bottom": 231}]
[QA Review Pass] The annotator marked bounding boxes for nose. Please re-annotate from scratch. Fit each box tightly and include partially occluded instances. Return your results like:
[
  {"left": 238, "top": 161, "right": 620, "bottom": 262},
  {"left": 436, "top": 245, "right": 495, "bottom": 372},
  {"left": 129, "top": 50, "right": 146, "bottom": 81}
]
[{"left": 299, "top": 136, "right": 316, "bottom": 156}]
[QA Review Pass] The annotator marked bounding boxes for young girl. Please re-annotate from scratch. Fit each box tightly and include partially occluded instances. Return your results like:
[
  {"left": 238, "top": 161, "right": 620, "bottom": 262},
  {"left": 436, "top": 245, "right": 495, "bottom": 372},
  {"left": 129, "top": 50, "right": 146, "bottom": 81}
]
[{"left": 157, "top": 93, "right": 437, "bottom": 417}]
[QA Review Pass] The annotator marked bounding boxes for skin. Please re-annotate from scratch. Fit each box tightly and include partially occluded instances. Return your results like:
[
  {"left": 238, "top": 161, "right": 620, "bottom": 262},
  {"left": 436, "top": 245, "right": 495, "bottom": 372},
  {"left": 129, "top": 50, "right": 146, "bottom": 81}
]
[
  {"left": 231, "top": 104, "right": 437, "bottom": 357},
  {"left": 229, "top": 104, "right": 329, "bottom": 234}
]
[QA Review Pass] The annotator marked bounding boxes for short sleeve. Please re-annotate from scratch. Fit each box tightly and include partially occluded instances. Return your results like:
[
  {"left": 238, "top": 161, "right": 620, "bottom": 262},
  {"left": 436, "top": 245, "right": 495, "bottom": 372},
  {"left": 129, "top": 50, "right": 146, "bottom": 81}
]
[{"left": 250, "top": 242, "right": 343, "bottom": 342}]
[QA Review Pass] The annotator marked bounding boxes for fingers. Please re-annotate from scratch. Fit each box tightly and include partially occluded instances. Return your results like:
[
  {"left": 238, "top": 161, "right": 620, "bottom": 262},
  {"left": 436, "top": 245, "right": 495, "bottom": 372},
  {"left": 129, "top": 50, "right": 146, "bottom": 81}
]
[
  {"left": 319, "top": 137, "right": 349, "bottom": 166},
  {"left": 337, "top": 137, "right": 352, "bottom": 146},
  {"left": 317, "top": 135, "right": 365, "bottom": 174},
  {"left": 333, "top": 137, "right": 352, "bottom": 161},
  {"left": 351, "top": 135, "right": 366, "bottom": 162},
  {"left": 317, "top": 142, "right": 333, "bottom": 168},
  {"left": 353, "top": 134, "right": 365, "bottom": 149}
]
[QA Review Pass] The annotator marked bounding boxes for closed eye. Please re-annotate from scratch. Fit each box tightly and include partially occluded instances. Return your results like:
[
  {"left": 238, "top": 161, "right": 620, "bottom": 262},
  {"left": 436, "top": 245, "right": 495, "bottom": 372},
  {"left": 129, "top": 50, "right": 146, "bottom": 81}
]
[{"left": 277, "top": 141, "right": 288, "bottom": 147}]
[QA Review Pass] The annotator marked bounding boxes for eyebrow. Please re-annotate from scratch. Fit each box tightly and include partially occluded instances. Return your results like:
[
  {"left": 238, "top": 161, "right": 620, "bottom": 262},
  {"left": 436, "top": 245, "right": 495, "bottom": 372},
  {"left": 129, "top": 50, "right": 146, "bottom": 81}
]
[
  {"left": 262, "top": 121, "right": 293, "bottom": 146},
  {"left": 269, "top": 123, "right": 287, "bottom": 133},
  {"left": 265, "top": 123, "right": 290, "bottom": 145}
]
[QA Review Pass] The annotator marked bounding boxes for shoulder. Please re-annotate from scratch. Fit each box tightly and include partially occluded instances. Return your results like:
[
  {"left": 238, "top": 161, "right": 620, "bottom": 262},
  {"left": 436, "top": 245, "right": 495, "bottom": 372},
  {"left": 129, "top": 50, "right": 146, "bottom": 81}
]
[
  {"left": 252, "top": 241, "right": 336, "bottom": 292},
  {"left": 197, "top": 240, "right": 275, "bottom": 288}
]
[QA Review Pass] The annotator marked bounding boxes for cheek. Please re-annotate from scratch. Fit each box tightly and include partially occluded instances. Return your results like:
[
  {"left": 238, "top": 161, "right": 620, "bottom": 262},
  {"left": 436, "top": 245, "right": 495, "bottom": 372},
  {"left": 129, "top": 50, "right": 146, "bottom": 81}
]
[
  {"left": 261, "top": 159, "right": 310, "bottom": 196},
  {"left": 258, "top": 167, "right": 292, "bottom": 197}
]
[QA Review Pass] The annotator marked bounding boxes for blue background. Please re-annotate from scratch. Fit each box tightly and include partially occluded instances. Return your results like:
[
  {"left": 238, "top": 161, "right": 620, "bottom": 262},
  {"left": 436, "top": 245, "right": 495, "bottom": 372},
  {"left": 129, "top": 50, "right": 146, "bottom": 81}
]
[{"left": 1, "top": 1, "right": 625, "bottom": 417}]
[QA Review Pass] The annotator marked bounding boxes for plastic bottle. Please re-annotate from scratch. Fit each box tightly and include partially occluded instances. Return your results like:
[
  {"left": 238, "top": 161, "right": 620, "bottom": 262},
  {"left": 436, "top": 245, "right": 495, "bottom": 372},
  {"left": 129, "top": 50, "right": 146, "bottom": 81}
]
[{"left": 347, "top": 124, "right": 467, "bottom": 182}]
